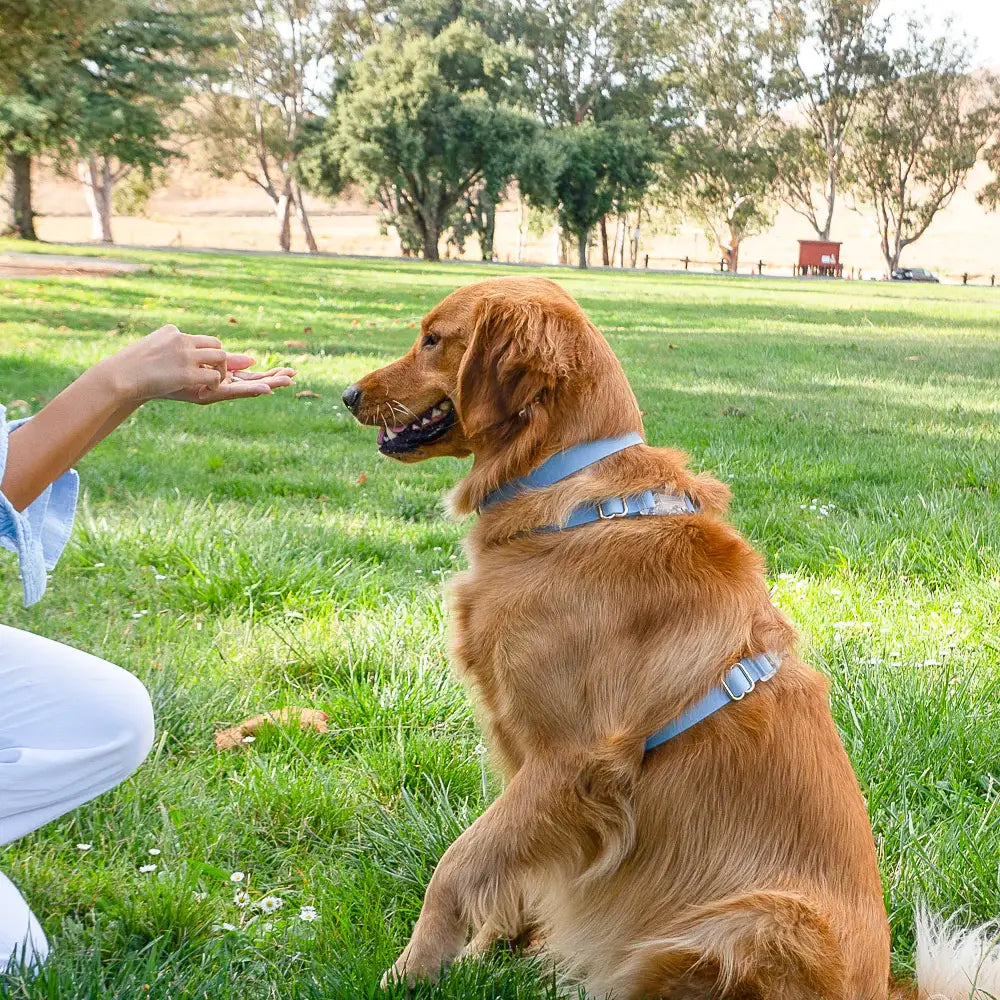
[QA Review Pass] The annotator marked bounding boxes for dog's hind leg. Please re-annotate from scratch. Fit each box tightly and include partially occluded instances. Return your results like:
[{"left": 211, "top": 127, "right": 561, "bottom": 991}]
[{"left": 621, "top": 890, "right": 855, "bottom": 1000}]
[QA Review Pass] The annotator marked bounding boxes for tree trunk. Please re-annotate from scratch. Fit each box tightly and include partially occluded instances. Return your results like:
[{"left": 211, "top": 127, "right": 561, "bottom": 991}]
[
  {"left": 5, "top": 152, "right": 38, "bottom": 240},
  {"left": 481, "top": 199, "right": 496, "bottom": 261},
  {"left": 600, "top": 216, "right": 610, "bottom": 267},
  {"left": 293, "top": 182, "right": 318, "bottom": 253},
  {"left": 726, "top": 244, "right": 739, "bottom": 273},
  {"left": 819, "top": 156, "right": 837, "bottom": 241},
  {"left": 424, "top": 217, "right": 441, "bottom": 261},
  {"left": 577, "top": 228, "right": 589, "bottom": 269},
  {"left": 99, "top": 159, "right": 113, "bottom": 243},
  {"left": 78, "top": 155, "right": 114, "bottom": 243},
  {"left": 275, "top": 184, "right": 292, "bottom": 252},
  {"left": 515, "top": 194, "right": 525, "bottom": 264},
  {"left": 552, "top": 219, "right": 562, "bottom": 265}
]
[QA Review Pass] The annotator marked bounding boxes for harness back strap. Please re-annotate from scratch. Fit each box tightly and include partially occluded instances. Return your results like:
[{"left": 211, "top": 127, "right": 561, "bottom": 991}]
[{"left": 643, "top": 652, "right": 782, "bottom": 753}]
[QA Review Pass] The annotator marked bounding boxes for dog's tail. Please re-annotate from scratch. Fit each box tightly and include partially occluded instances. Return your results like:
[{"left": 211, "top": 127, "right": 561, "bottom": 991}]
[{"left": 907, "top": 907, "right": 1000, "bottom": 1000}]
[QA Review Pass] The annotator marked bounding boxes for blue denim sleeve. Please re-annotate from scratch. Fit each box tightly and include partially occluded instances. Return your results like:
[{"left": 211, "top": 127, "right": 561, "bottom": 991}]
[{"left": 0, "top": 408, "right": 80, "bottom": 607}]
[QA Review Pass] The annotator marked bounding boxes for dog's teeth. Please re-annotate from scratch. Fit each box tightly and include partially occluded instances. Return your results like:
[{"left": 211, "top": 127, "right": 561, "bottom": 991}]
[
  {"left": 385, "top": 429, "right": 397, "bottom": 440},
  {"left": 422, "top": 417, "right": 431, "bottom": 426},
  {"left": 431, "top": 407, "right": 442, "bottom": 418}
]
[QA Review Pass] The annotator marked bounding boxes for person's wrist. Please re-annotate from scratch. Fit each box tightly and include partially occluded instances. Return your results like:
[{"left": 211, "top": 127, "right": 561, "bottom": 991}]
[{"left": 88, "top": 357, "right": 144, "bottom": 407}]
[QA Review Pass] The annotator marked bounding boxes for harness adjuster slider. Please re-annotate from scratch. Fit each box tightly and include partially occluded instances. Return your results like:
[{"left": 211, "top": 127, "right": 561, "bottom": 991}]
[
  {"left": 721, "top": 661, "right": 756, "bottom": 701},
  {"left": 597, "top": 497, "right": 630, "bottom": 519}
]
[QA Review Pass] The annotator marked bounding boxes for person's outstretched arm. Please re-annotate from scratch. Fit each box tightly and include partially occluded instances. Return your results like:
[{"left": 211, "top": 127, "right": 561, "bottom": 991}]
[{"left": 2, "top": 324, "right": 295, "bottom": 511}]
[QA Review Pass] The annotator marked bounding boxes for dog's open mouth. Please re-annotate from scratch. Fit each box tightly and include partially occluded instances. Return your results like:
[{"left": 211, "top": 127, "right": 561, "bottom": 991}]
[{"left": 377, "top": 399, "right": 456, "bottom": 455}]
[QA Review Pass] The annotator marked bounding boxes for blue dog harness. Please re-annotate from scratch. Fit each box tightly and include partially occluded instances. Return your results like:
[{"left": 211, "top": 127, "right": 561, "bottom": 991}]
[{"left": 479, "top": 434, "right": 782, "bottom": 752}]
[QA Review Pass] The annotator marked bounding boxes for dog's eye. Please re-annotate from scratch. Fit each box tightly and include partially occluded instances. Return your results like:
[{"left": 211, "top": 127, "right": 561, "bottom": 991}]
[{"left": 421, "top": 332, "right": 440, "bottom": 349}]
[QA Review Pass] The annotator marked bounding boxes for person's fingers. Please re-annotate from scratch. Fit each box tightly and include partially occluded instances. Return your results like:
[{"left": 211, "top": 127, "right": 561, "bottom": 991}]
[
  {"left": 190, "top": 335, "right": 223, "bottom": 349},
  {"left": 194, "top": 367, "right": 224, "bottom": 387},
  {"left": 224, "top": 353, "right": 255, "bottom": 372},
  {"left": 209, "top": 381, "right": 274, "bottom": 400},
  {"left": 233, "top": 367, "right": 297, "bottom": 381},
  {"left": 194, "top": 348, "right": 228, "bottom": 365}
]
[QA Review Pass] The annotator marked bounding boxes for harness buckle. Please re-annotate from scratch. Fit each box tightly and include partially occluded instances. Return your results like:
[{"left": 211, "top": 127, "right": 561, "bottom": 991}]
[
  {"left": 597, "top": 497, "right": 630, "bottom": 519},
  {"left": 721, "top": 662, "right": 756, "bottom": 701}
]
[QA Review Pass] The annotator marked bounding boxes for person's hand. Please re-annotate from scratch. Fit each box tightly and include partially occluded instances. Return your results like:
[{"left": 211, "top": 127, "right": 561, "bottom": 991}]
[
  {"left": 98, "top": 325, "right": 296, "bottom": 405},
  {"left": 161, "top": 357, "right": 298, "bottom": 404}
]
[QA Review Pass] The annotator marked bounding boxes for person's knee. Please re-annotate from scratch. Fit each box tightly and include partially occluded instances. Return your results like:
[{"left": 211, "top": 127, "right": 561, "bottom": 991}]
[{"left": 90, "top": 666, "right": 156, "bottom": 782}]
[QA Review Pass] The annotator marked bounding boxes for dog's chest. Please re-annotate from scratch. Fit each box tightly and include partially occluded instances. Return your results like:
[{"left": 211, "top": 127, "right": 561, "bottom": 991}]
[{"left": 448, "top": 561, "right": 587, "bottom": 767}]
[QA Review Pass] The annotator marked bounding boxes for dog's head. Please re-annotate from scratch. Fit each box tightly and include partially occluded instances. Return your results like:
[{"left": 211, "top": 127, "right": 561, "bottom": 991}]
[{"left": 343, "top": 277, "right": 642, "bottom": 503}]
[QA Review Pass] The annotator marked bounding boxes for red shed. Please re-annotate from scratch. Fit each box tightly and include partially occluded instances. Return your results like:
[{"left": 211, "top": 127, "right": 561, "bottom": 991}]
[{"left": 797, "top": 240, "right": 842, "bottom": 277}]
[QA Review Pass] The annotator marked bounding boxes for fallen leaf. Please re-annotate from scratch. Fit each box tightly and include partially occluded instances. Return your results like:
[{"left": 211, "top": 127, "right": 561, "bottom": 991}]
[
  {"left": 906, "top": 355, "right": 920, "bottom": 361},
  {"left": 214, "top": 707, "right": 329, "bottom": 751},
  {"left": 56, "top": 325, "right": 70, "bottom": 333},
  {"left": 227, "top": 316, "right": 238, "bottom": 325},
  {"left": 668, "top": 343, "right": 679, "bottom": 349},
  {"left": 356, "top": 473, "right": 368, "bottom": 486},
  {"left": 303, "top": 325, "right": 312, "bottom": 334},
  {"left": 296, "top": 390, "right": 321, "bottom": 399},
  {"left": 283, "top": 339, "right": 308, "bottom": 349}
]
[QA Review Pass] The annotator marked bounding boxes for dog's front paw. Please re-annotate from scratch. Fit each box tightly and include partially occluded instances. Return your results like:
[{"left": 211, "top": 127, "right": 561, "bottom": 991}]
[{"left": 380, "top": 944, "right": 451, "bottom": 990}]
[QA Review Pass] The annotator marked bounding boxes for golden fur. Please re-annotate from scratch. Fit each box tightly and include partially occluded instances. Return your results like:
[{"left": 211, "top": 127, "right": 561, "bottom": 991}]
[{"left": 348, "top": 277, "right": 897, "bottom": 999}]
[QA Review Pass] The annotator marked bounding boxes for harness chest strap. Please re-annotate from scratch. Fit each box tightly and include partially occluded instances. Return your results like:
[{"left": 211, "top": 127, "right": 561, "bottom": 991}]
[{"left": 480, "top": 434, "right": 783, "bottom": 750}]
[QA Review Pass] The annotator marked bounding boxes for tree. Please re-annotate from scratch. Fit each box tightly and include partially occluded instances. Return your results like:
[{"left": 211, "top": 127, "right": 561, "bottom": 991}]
[
  {"left": 0, "top": 0, "right": 118, "bottom": 238},
  {"left": 0, "top": 0, "right": 110, "bottom": 90},
  {"left": 514, "top": 0, "right": 677, "bottom": 264},
  {"left": 845, "top": 24, "right": 998, "bottom": 273},
  {"left": 198, "top": 0, "right": 382, "bottom": 253},
  {"left": 521, "top": 119, "right": 659, "bottom": 268},
  {"left": 68, "top": 3, "right": 219, "bottom": 244},
  {"left": 779, "top": 0, "right": 888, "bottom": 239},
  {"left": 664, "top": 0, "right": 801, "bottom": 273},
  {"left": 316, "top": 21, "right": 536, "bottom": 260}
]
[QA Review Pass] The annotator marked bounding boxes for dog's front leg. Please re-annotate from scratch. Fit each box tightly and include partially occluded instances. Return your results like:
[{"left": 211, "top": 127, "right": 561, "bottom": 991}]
[{"left": 383, "top": 755, "right": 617, "bottom": 987}]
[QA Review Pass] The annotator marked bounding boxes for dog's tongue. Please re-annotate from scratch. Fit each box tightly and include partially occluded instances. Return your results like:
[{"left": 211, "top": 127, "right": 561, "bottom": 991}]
[{"left": 377, "top": 427, "right": 386, "bottom": 446}]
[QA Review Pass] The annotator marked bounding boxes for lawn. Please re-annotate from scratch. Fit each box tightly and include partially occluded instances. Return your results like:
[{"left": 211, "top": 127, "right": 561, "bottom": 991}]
[{"left": 2, "top": 241, "right": 1000, "bottom": 999}]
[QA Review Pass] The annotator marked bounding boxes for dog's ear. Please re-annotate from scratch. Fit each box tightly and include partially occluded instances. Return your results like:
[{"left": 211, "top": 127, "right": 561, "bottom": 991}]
[{"left": 456, "top": 295, "right": 572, "bottom": 439}]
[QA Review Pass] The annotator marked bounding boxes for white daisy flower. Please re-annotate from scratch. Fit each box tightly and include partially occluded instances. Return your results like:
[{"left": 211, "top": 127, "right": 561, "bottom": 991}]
[
  {"left": 234, "top": 890, "right": 251, "bottom": 907},
  {"left": 148, "top": 848, "right": 161, "bottom": 856},
  {"left": 230, "top": 871, "right": 245, "bottom": 883},
  {"left": 139, "top": 864, "right": 157, "bottom": 873},
  {"left": 242, "top": 735, "right": 256, "bottom": 744},
  {"left": 299, "top": 906, "right": 318, "bottom": 922},
  {"left": 258, "top": 896, "right": 283, "bottom": 914},
  {"left": 76, "top": 843, "right": 93, "bottom": 852}
]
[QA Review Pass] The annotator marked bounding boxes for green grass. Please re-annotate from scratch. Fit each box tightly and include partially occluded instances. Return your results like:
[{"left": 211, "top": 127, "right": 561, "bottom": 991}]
[{"left": 2, "top": 240, "right": 1000, "bottom": 998}]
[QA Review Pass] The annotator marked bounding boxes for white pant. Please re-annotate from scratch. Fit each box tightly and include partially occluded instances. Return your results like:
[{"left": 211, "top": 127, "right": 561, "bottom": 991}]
[{"left": 0, "top": 625, "right": 154, "bottom": 972}]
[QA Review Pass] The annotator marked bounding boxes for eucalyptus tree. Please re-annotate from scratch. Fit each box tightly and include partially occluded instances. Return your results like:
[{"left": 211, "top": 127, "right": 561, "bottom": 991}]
[{"left": 845, "top": 24, "right": 997, "bottom": 272}]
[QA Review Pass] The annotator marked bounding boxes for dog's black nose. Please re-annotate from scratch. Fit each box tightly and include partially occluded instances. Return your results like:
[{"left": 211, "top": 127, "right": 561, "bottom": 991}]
[{"left": 342, "top": 384, "right": 362, "bottom": 413}]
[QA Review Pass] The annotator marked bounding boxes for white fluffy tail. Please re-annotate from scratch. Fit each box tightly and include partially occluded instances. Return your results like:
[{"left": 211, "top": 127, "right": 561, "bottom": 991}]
[{"left": 916, "top": 908, "right": 1000, "bottom": 999}]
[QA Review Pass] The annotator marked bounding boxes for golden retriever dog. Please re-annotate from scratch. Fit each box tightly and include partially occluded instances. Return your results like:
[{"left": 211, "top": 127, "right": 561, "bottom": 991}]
[{"left": 342, "top": 277, "right": 993, "bottom": 999}]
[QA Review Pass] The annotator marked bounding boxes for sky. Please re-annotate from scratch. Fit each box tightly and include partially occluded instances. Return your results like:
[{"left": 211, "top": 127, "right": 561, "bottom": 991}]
[{"left": 881, "top": 0, "right": 1000, "bottom": 68}]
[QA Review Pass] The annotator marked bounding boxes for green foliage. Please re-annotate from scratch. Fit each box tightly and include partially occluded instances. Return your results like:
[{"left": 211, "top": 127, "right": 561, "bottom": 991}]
[
  {"left": 3, "top": 242, "right": 1000, "bottom": 993},
  {"left": 112, "top": 166, "right": 169, "bottom": 217},
  {"left": 779, "top": 0, "right": 890, "bottom": 239},
  {"left": 0, "top": 0, "right": 115, "bottom": 91},
  {"left": 316, "top": 20, "right": 536, "bottom": 260},
  {"left": 845, "top": 24, "right": 998, "bottom": 272},
  {"left": 66, "top": 2, "right": 219, "bottom": 172},
  {"left": 521, "top": 119, "right": 660, "bottom": 268},
  {"left": 662, "top": 0, "right": 802, "bottom": 272}
]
